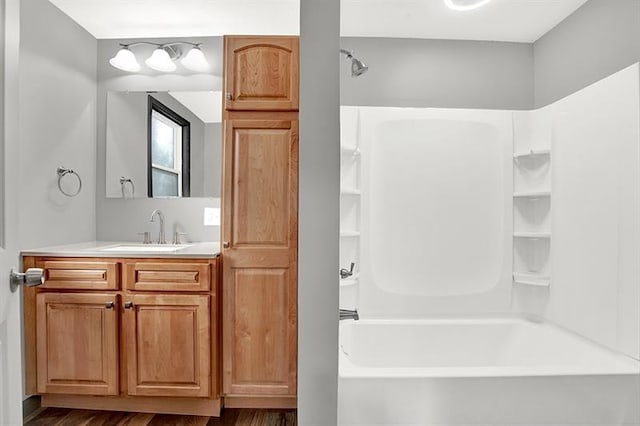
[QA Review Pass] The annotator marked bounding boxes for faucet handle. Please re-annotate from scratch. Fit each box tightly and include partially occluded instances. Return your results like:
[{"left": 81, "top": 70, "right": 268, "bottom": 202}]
[
  {"left": 173, "top": 232, "right": 188, "bottom": 245},
  {"left": 340, "top": 262, "right": 355, "bottom": 279},
  {"left": 137, "top": 232, "right": 151, "bottom": 244}
]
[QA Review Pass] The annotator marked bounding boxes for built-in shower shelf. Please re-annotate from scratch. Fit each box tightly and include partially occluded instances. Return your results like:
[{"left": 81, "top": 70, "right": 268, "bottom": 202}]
[
  {"left": 340, "top": 277, "right": 359, "bottom": 287},
  {"left": 340, "top": 231, "right": 360, "bottom": 238},
  {"left": 513, "top": 191, "right": 551, "bottom": 199},
  {"left": 341, "top": 146, "right": 361, "bottom": 157},
  {"left": 513, "top": 232, "right": 551, "bottom": 239},
  {"left": 513, "top": 273, "right": 550, "bottom": 287},
  {"left": 513, "top": 149, "right": 551, "bottom": 160},
  {"left": 341, "top": 188, "right": 361, "bottom": 196}
]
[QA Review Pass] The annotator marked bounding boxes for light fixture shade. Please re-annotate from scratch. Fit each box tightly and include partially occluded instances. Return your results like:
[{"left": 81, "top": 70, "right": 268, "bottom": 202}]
[
  {"left": 109, "top": 47, "right": 140, "bottom": 72},
  {"left": 181, "top": 46, "right": 210, "bottom": 73},
  {"left": 146, "top": 48, "right": 176, "bottom": 72},
  {"left": 444, "top": 0, "right": 492, "bottom": 11}
]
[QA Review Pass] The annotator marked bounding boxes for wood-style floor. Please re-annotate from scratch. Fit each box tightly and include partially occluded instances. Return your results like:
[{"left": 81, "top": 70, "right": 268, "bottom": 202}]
[{"left": 24, "top": 407, "right": 297, "bottom": 426}]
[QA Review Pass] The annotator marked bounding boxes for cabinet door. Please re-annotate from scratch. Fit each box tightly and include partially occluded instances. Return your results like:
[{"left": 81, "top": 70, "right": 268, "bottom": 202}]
[
  {"left": 221, "top": 118, "right": 297, "bottom": 396},
  {"left": 124, "top": 294, "right": 210, "bottom": 397},
  {"left": 224, "top": 36, "right": 299, "bottom": 111},
  {"left": 36, "top": 293, "right": 119, "bottom": 395}
]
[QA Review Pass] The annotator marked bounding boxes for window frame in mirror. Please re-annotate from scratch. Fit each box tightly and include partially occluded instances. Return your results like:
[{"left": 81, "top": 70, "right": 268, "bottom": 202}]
[{"left": 147, "top": 95, "right": 192, "bottom": 197}]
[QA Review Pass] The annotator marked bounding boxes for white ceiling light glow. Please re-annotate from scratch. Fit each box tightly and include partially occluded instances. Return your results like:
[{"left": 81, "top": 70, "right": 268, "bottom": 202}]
[
  {"left": 109, "top": 42, "right": 210, "bottom": 73},
  {"left": 181, "top": 46, "right": 210, "bottom": 73},
  {"left": 145, "top": 47, "right": 177, "bottom": 72},
  {"left": 109, "top": 46, "right": 141, "bottom": 72},
  {"left": 444, "top": 0, "right": 493, "bottom": 12}
]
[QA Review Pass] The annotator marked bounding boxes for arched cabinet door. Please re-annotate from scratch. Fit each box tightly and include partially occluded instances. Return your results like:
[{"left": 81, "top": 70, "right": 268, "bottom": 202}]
[{"left": 224, "top": 36, "right": 299, "bottom": 111}]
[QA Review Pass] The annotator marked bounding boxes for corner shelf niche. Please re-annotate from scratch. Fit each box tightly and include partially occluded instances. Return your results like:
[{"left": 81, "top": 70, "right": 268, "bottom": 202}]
[
  {"left": 512, "top": 111, "right": 552, "bottom": 288},
  {"left": 339, "top": 107, "right": 362, "bottom": 310},
  {"left": 513, "top": 273, "right": 550, "bottom": 287}
]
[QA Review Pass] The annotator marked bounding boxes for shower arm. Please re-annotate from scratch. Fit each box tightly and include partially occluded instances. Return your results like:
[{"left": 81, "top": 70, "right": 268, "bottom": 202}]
[{"left": 340, "top": 49, "right": 353, "bottom": 58}]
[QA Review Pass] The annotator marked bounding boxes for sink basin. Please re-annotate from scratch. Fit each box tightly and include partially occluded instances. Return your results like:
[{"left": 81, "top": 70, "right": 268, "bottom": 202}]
[{"left": 100, "top": 244, "right": 191, "bottom": 253}]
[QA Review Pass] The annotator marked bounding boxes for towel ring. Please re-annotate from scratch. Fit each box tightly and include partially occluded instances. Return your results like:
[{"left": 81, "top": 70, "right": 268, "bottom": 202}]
[
  {"left": 120, "top": 177, "right": 135, "bottom": 198},
  {"left": 57, "top": 167, "right": 82, "bottom": 197}
]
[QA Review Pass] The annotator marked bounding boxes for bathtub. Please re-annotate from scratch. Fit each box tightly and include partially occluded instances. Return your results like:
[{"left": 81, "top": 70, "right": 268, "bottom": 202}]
[{"left": 338, "top": 317, "right": 640, "bottom": 425}]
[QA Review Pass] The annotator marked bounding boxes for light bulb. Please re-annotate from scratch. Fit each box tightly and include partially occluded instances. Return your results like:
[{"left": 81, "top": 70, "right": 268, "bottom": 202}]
[
  {"left": 145, "top": 48, "right": 176, "bottom": 72},
  {"left": 109, "top": 46, "right": 140, "bottom": 72},
  {"left": 444, "top": 0, "right": 493, "bottom": 11},
  {"left": 181, "top": 46, "right": 210, "bottom": 73}
]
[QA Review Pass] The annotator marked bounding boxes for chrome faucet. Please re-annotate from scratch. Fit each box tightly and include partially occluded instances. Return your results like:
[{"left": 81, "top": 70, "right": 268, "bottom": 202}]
[
  {"left": 149, "top": 209, "right": 167, "bottom": 244},
  {"left": 340, "top": 309, "right": 359, "bottom": 321}
]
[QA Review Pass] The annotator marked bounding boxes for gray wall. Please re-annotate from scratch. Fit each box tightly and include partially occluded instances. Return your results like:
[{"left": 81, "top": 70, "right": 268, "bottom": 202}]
[
  {"left": 534, "top": 0, "right": 640, "bottom": 107},
  {"left": 203, "top": 122, "right": 222, "bottom": 199},
  {"left": 298, "top": 0, "right": 340, "bottom": 423},
  {"left": 96, "top": 37, "right": 223, "bottom": 243},
  {"left": 340, "top": 37, "right": 534, "bottom": 110},
  {"left": 19, "top": 0, "right": 97, "bottom": 249}
]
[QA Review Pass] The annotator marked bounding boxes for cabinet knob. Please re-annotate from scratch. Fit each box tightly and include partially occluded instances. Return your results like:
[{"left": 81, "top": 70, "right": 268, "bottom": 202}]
[
  {"left": 225, "top": 92, "right": 232, "bottom": 101},
  {"left": 124, "top": 301, "right": 134, "bottom": 309},
  {"left": 105, "top": 301, "right": 115, "bottom": 309},
  {"left": 222, "top": 241, "right": 230, "bottom": 249}
]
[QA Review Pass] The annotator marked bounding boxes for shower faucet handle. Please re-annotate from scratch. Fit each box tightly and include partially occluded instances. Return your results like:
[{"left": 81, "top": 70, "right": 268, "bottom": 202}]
[{"left": 340, "top": 262, "right": 355, "bottom": 279}]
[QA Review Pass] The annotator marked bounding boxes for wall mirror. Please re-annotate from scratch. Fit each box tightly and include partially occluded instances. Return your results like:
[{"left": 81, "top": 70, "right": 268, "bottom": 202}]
[{"left": 105, "top": 90, "right": 222, "bottom": 198}]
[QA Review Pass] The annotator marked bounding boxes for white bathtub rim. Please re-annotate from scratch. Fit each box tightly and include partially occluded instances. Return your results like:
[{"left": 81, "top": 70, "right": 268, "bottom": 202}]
[{"left": 339, "top": 315, "right": 640, "bottom": 379}]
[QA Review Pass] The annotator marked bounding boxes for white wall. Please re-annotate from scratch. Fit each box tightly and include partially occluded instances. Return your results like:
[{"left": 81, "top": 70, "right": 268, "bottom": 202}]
[
  {"left": 534, "top": 0, "right": 640, "bottom": 107},
  {"left": 298, "top": 0, "right": 340, "bottom": 423},
  {"left": 19, "top": 0, "right": 97, "bottom": 249},
  {"left": 349, "top": 107, "right": 514, "bottom": 318},
  {"left": 514, "top": 64, "right": 640, "bottom": 360},
  {"left": 96, "top": 37, "right": 223, "bottom": 242}
]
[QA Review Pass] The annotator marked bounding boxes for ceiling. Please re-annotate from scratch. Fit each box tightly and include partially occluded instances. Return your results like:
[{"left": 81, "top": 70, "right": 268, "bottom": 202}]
[
  {"left": 47, "top": 0, "right": 300, "bottom": 39},
  {"left": 341, "top": 0, "right": 589, "bottom": 42},
  {"left": 48, "top": 0, "right": 588, "bottom": 43}
]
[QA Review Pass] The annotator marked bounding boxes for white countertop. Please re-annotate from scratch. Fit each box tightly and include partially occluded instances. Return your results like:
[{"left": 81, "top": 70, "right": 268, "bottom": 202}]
[{"left": 21, "top": 241, "right": 221, "bottom": 259}]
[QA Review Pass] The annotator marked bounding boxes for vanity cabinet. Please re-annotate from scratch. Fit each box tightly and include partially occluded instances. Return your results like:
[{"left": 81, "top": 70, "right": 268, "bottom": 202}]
[
  {"left": 36, "top": 292, "right": 119, "bottom": 396},
  {"left": 221, "top": 35, "right": 299, "bottom": 408},
  {"left": 23, "top": 255, "right": 221, "bottom": 416},
  {"left": 224, "top": 36, "right": 299, "bottom": 111},
  {"left": 124, "top": 294, "right": 210, "bottom": 397}
]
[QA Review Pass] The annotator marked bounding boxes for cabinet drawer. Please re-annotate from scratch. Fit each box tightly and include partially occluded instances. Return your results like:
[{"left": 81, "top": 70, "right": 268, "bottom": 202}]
[
  {"left": 124, "top": 261, "right": 211, "bottom": 292},
  {"left": 41, "top": 261, "right": 119, "bottom": 290}
]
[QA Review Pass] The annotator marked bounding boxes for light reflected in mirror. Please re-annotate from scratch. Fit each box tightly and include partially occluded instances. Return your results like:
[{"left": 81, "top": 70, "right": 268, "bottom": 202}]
[{"left": 106, "top": 91, "right": 221, "bottom": 198}]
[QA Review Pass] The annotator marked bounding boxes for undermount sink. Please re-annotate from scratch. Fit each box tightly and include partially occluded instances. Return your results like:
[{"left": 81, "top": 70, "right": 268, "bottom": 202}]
[{"left": 100, "top": 244, "right": 191, "bottom": 252}]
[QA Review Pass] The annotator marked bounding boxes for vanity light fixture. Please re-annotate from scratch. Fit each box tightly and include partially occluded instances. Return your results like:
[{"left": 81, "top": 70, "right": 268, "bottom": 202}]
[
  {"left": 109, "top": 42, "right": 210, "bottom": 73},
  {"left": 146, "top": 47, "right": 177, "bottom": 72},
  {"left": 109, "top": 46, "right": 141, "bottom": 72},
  {"left": 181, "top": 46, "right": 210, "bottom": 72},
  {"left": 443, "top": 0, "right": 493, "bottom": 11}
]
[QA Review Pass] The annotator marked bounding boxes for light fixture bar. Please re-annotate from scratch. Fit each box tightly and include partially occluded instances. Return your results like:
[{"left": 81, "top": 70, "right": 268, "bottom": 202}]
[{"left": 109, "top": 41, "right": 208, "bottom": 73}]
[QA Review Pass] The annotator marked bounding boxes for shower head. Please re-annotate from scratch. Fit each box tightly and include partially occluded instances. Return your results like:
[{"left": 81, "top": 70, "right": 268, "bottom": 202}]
[{"left": 340, "top": 49, "right": 369, "bottom": 77}]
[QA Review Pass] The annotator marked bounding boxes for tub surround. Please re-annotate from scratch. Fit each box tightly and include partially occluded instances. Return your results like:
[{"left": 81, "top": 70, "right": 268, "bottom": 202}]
[{"left": 21, "top": 241, "right": 220, "bottom": 259}]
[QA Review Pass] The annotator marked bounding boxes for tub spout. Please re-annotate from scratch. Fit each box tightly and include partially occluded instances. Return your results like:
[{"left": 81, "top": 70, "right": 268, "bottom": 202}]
[{"left": 340, "top": 309, "right": 359, "bottom": 321}]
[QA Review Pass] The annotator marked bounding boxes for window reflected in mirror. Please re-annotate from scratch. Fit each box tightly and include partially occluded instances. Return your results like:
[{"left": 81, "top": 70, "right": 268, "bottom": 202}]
[{"left": 105, "top": 91, "right": 222, "bottom": 199}]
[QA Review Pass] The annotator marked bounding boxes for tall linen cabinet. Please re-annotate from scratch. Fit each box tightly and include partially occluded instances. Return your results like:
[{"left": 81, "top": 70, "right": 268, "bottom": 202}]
[{"left": 221, "top": 36, "right": 299, "bottom": 409}]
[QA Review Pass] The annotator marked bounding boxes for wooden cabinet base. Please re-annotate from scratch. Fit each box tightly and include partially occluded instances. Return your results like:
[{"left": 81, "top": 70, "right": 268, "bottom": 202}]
[
  {"left": 223, "top": 395, "right": 296, "bottom": 409},
  {"left": 41, "top": 394, "right": 221, "bottom": 417}
]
